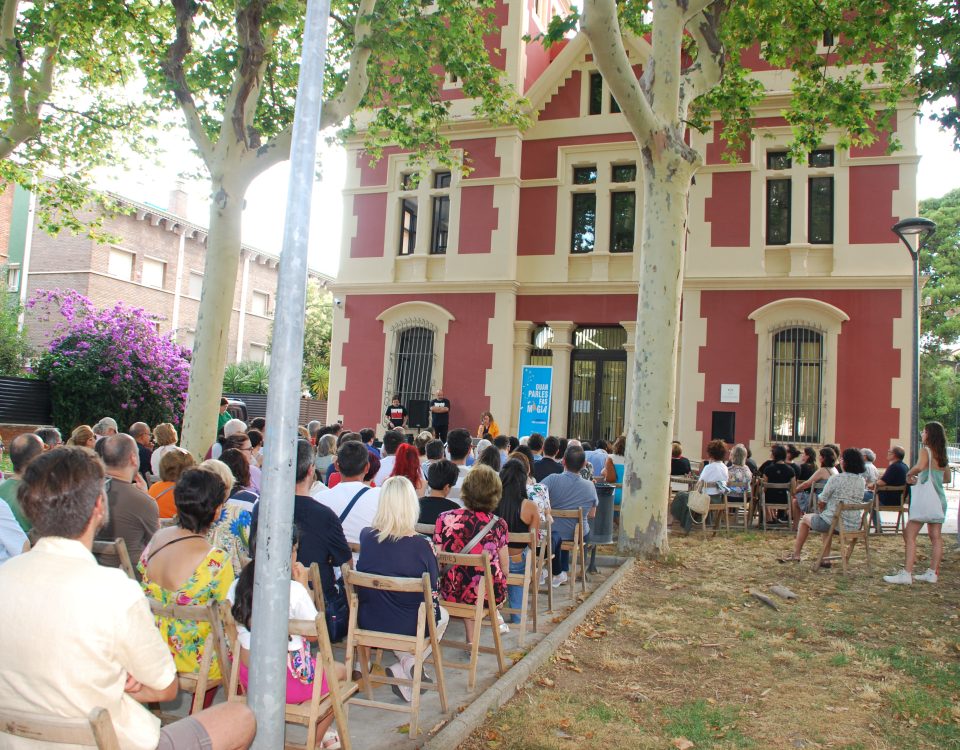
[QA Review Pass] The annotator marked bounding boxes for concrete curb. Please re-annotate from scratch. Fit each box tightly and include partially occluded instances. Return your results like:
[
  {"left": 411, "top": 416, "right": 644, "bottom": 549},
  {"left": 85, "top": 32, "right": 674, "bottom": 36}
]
[{"left": 422, "top": 557, "right": 636, "bottom": 749}]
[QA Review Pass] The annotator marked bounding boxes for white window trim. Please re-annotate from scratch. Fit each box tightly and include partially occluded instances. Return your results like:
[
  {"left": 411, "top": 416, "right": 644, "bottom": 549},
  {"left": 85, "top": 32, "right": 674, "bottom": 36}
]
[
  {"left": 141, "top": 255, "right": 167, "bottom": 288},
  {"left": 6, "top": 263, "right": 20, "bottom": 291},
  {"left": 107, "top": 246, "right": 135, "bottom": 281},
  {"left": 555, "top": 144, "right": 642, "bottom": 256},
  {"left": 581, "top": 69, "right": 623, "bottom": 116},
  {"left": 187, "top": 271, "right": 204, "bottom": 300},
  {"left": 748, "top": 297, "right": 849, "bottom": 450},
  {"left": 761, "top": 142, "right": 838, "bottom": 249},
  {"left": 387, "top": 155, "right": 462, "bottom": 257},
  {"left": 250, "top": 289, "right": 271, "bottom": 317}
]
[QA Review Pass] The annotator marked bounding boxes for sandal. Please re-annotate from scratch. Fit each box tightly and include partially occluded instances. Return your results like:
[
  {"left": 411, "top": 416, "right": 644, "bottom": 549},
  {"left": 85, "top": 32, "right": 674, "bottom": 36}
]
[
  {"left": 777, "top": 555, "right": 801, "bottom": 563},
  {"left": 321, "top": 731, "right": 341, "bottom": 750}
]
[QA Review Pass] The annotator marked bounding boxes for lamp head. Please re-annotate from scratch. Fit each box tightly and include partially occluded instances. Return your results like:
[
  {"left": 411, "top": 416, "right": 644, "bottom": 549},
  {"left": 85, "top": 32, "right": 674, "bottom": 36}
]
[{"left": 892, "top": 217, "right": 936, "bottom": 259}]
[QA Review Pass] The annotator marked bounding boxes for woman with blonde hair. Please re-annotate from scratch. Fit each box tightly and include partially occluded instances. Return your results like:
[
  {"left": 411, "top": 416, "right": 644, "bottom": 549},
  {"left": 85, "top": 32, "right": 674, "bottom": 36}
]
[
  {"left": 314, "top": 433, "right": 337, "bottom": 478},
  {"left": 356, "top": 476, "right": 448, "bottom": 702},
  {"left": 150, "top": 422, "right": 179, "bottom": 476},
  {"left": 149, "top": 448, "right": 196, "bottom": 519},
  {"left": 199, "top": 458, "right": 252, "bottom": 572},
  {"left": 66, "top": 424, "right": 95, "bottom": 448}
]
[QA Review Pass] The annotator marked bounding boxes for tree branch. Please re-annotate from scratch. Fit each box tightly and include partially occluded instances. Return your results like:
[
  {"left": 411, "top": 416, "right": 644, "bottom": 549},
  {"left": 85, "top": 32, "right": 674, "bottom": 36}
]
[
  {"left": 161, "top": 0, "right": 215, "bottom": 166},
  {"left": 679, "top": 2, "right": 725, "bottom": 117},
  {"left": 27, "top": 40, "right": 58, "bottom": 113},
  {"left": 321, "top": 0, "right": 376, "bottom": 128},
  {"left": 581, "top": 0, "right": 657, "bottom": 143},
  {"left": 227, "top": 0, "right": 270, "bottom": 149},
  {"left": 649, "top": 0, "right": 685, "bottom": 122},
  {"left": 681, "top": 0, "right": 716, "bottom": 23}
]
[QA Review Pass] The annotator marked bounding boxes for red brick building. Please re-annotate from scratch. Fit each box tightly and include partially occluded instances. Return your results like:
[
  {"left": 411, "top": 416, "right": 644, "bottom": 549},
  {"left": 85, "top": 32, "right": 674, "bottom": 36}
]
[{"left": 327, "top": 8, "right": 917, "bottom": 457}]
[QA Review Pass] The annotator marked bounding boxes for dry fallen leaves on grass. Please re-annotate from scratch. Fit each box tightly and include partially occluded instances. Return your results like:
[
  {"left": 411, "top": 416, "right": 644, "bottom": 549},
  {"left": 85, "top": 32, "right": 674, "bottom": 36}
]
[{"left": 671, "top": 738, "right": 695, "bottom": 750}]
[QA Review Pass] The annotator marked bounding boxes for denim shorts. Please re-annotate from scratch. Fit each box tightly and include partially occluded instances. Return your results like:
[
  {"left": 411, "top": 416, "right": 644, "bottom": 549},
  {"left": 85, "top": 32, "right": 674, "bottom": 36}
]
[{"left": 808, "top": 514, "right": 832, "bottom": 533}]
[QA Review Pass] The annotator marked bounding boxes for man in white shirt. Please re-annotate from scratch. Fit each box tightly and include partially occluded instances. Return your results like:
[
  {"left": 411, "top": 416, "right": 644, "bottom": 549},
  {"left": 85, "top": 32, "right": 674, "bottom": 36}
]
[
  {"left": 0, "top": 499, "right": 28, "bottom": 564},
  {"left": 373, "top": 429, "right": 404, "bottom": 486},
  {"left": 314, "top": 440, "right": 381, "bottom": 545},
  {"left": 0, "top": 447, "right": 255, "bottom": 750}
]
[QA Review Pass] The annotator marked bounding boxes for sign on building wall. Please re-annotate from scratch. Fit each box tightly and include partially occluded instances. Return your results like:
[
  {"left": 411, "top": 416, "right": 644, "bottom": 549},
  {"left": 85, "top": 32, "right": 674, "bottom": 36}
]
[{"left": 518, "top": 365, "right": 553, "bottom": 438}]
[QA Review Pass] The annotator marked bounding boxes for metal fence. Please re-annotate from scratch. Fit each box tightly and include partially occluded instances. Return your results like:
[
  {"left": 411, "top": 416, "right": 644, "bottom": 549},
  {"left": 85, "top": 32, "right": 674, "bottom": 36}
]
[{"left": 0, "top": 377, "right": 52, "bottom": 425}]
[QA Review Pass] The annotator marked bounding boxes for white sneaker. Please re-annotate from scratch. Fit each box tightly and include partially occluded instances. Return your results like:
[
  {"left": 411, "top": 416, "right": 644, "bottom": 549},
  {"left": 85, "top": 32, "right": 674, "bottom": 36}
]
[
  {"left": 883, "top": 569, "right": 913, "bottom": 585},
  {"left": 914, "top": 568, "right": 938, "bottom": 583},
  {"left": 539, "top": 569, "right": 548, "bottom": 586},
  {"left": 552, "top": 572, "right": 568, "bottom": 588},
  {"left": 497, "top": 612, "right": 509, "bottom": 634}
]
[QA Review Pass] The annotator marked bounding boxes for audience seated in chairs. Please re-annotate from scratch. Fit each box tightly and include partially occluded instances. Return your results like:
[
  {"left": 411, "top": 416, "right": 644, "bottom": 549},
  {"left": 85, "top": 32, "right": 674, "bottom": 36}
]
[
  {"left": 0, "top": 447, "right": 255, "bottom": 750},
  {"left": 496, "top": 459, "right": 541, "bottom": 624},
  {"left": 149, "top": 449, "right": 196, "bottom": 520},
  {"left": 779, "top": 448, "right": 866, "bottom": 564},
  {"left": 434, "top": 464, "right": 509, "bottom": 644},
  {"left": 139, "top": 469, "right": 235, "bottom": 692},
  {"left": 356, "top": 476, "right": 448, "bottom": 703},
  {"left": 541, "top": 445, "right": 597, "bottom": 587},
  {"left": 201, "top": 459, "right": 253, "bottom": 574},
  {"left": 417, "top": 460, "right": 461, "bottom": 526},
  {"left": 670, "top": 439, "right": 729, "bottom": 533},
  {"left": 760, "top": 444, "right": 797, "bottom": 525},
  {"left": 228, "top": 527, "right": 347, "bottom": 749},
  {"left": 792, "top": 447, "right": 838, "bottom": 519}
]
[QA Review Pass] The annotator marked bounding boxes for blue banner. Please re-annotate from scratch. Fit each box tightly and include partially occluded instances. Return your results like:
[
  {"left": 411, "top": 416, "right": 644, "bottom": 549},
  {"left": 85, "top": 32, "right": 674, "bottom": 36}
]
[{"left": 517, "top": 365, "right": 553, "bottom": 438}]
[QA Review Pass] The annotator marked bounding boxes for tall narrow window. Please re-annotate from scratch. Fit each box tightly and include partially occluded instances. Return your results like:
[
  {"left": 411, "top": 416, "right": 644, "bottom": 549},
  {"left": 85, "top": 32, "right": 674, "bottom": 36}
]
[
  {"left": 394, "top": 325, "right": 435, "bottom": 405},
  {"left": 770, "top": 327, "right": 823, "bottom": 443},
  {"left": 765, "top": 152, "right": 792, "bottom": 246},
  {"left": 430, "top": 171, "right": 451, "bottom": 254},
  {"left": 610, "top": 192, "right": 636, "bottom": 252},
  {"left": 589, "top": 72, "right": 603, "bottom": 115},
  {"left": 610, "top": 95, "right": 621, "bottom": 114},
  {"left": 571, "top": 166, "right": 597, "bottom": 254},
  {"left": 399, "top": 173, "right": 417, "bottom": 256},
  {"left": 808, "top": 149, "right": 834, "bottom": 244},
  {"left": 822, "top": 29, "right": 834, "bottom": 46}
]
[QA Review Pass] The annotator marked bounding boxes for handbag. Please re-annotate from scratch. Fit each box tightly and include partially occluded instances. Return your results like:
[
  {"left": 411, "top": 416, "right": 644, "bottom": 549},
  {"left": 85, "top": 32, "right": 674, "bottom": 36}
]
[
  {"left": 908, "top": 448, "right": 944, "bottom": 524},
  {"left": 686, "top": 481, "right": 712, "bottom": 516}
]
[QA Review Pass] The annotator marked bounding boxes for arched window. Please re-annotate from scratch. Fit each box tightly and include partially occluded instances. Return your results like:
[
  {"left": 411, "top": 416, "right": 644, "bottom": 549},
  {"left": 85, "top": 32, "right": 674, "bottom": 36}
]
[
  {"left": 390, "top": 322, "right": 435, "bottom": 406},
  {"left": 770, "top": 326, "right": 824, "bottom": 443}
]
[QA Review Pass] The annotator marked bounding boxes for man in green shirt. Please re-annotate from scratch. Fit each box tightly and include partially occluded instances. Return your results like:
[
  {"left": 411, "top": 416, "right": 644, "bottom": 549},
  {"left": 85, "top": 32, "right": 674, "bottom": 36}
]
[{"left": 0, "top": 433, "right": 44, "bottom": 532}]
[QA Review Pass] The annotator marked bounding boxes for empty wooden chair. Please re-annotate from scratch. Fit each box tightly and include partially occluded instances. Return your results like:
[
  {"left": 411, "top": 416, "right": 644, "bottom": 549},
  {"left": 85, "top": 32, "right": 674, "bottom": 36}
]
[
  {"left": 550, "top": 508, "right": 588, "bottom": 596},
  {"left": 341, "top": 570, "right": 447, "bottom": 739},
  {"left": 92, "top": 538, "right": 136, "bottom": 580},
  {"left": 435, "top": 550, "right": 507, "bottom": 692},
  {"left": 812, "top": 501, "right": 873, "bottom": 574},
  {"left": 537, "top": 514, "right": 555, "bottom": 614},
  {"left": 0, "top": 707, "right": 120, "bottom": 749},
  {"left": 502, "top": 530, "right": 537, "bottom": 645},
  {"left": 221, "top": 602, "right": 358, "bottom": 749},
  {"left": 147, "top": 598, "right": 230, "bottom": 716}
]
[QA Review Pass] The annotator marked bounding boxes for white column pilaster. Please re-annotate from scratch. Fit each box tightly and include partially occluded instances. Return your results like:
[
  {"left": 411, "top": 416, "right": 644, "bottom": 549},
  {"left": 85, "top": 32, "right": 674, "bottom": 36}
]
[
  {"left": 546, "top": 321, "right": 576, "bottom": 437},
  {"left": 511, "top": 321, "right": 535, "bottom": 435}
]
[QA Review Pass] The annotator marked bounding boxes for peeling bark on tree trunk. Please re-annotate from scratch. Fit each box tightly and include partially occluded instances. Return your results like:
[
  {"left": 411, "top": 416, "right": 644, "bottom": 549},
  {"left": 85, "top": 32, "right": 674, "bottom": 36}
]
[
  {"left": 180, "top": 174, "right": 247, "bottom": 458},
  {"left": 618, "top": 152, "right": 694, "bottom": 557}
]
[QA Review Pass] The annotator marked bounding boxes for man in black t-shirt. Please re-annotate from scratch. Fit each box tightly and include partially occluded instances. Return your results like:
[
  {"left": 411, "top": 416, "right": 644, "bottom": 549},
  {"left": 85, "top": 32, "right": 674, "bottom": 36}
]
[
  {"left": 429, "top": 389, "right": 451, "bottom": 443},
  {"left": 383, "top": 394, "right": 408, "bottom": 429}
]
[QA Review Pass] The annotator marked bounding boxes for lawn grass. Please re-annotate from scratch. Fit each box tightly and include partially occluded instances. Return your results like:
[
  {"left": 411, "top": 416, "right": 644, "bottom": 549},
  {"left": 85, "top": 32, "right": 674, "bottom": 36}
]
[{"left": 461, "top": 532, "right": 960, "bottom": 750}]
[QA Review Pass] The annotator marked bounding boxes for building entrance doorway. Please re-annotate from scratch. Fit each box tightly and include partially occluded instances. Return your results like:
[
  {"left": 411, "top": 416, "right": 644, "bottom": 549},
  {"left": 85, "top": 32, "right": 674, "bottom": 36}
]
[{"left": 568, "top": 327, "right": 627, "bottom": 444}]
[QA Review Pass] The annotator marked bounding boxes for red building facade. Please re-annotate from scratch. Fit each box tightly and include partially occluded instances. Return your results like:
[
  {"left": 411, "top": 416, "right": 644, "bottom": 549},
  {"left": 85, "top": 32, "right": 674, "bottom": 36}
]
[{"left": 328, "top": 1, "right": 917, "bottom": 458}]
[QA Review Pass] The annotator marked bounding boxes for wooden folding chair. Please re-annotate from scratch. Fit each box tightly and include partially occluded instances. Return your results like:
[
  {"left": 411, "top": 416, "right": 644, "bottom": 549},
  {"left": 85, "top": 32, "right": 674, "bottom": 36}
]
[
  {"left": 811, "top": 501, "right": 872, "bottom": 574},
  {"left": 537, "top": 515, "right": 554, "bottom": 614},
  {"left": 758, "top": 479, "right": 795, "bottom": 531},
  {"left": 341, "top": 570, "right": 447, "bottom": 739},
  {"left": 147, "top": 598, "right": 230, "bottom": 716},
  {"left": 221, "top": 602, "right": 358, "bottom": 750},
  {"left": 435, "top": 550, "right": 507, "bottom": 691},
  {"left": 551, "top": 508, "right": 587, "bottom": 596},
  {"left": 502, "top": 530, "right": 537, "bottom": 645},
  {"left": 723, "top": 481, "right": 752, "bottom": 531},
  {"left": 874, "top": 485, "right": 909, "bottom": 533},
  {"left": 0, "top": 706, "right": 120, "bottom": 749},
  {"left": 415, "top": 523, "right": 435, "bottom": 536},
  {"left": 92, "top": 538, "right": 136, "bottom": 580}
]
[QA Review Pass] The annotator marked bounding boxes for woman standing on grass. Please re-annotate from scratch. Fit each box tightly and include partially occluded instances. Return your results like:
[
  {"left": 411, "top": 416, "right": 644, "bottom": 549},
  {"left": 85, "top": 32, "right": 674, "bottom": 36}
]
[{"left": 883, "top": 422, "right": 949, "bottom": 585}]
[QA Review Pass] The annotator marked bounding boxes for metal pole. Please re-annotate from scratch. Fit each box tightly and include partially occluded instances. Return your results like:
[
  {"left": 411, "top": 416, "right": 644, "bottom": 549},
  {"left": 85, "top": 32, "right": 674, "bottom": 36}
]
[
  {"left": 247, "top": 0, "right": 330, "bottom": 745},
  {"left": 911, "top": 252, "right": 920, "bottom": 467}
]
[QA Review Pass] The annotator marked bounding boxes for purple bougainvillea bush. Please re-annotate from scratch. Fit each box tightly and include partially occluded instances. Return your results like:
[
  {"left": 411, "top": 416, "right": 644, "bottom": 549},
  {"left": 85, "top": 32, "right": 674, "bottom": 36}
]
[{"left": 29, "top": 289, "right": 191, "bottom": 432}]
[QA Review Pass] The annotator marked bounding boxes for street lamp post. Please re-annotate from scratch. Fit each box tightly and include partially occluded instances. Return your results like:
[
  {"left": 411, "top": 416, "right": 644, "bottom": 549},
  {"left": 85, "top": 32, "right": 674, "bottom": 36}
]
[{"left": 892, "top": 217, "right": 937, "bottom": 466}]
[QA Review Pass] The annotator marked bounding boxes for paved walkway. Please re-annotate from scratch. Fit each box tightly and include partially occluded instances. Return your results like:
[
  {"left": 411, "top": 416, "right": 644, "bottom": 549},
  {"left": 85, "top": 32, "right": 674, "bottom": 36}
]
[{"left": 160, "top": 560, "right": 622, "bottom": 748}]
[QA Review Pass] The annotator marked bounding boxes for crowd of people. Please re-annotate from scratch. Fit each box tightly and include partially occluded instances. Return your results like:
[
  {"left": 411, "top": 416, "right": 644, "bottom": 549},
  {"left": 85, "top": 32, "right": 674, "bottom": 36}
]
[
  {"left": 668, "top": 422, "right": 951, "bottom": 585},
  {"left": 0, "top": 401, "right": 952, "bottom": 748},
  {"left": 0, "top": 405, "right": 627, "bottom": 748}
]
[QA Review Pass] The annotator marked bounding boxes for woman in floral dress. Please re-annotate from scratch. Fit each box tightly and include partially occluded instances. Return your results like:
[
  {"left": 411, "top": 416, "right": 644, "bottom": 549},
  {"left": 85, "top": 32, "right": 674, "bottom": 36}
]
[
  {"left": 139, "top": 469, "right": 234, "bottom": 687},
  {"left": 434, "top": 464, "right": 508, "bottom": 645}
]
